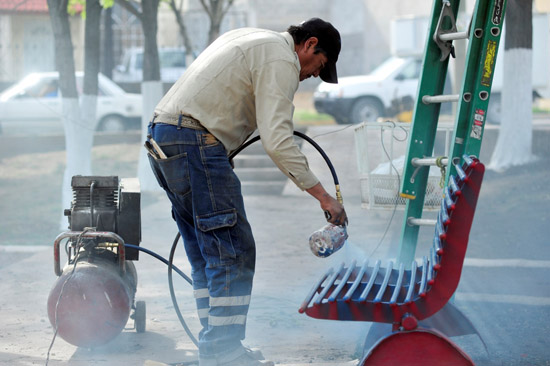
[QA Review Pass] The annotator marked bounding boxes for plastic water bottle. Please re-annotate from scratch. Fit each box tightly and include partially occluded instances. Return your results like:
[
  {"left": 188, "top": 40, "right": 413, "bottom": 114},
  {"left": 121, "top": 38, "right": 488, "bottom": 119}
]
[{"left": 309, "top": 224, "right": 348, "bottom": 258}]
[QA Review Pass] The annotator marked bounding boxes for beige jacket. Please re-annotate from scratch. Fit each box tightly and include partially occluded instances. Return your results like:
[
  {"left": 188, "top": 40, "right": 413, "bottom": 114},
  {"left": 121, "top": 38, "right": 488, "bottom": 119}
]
[{"left": 154, "top": 28, "right": 319, "bottom": 190}]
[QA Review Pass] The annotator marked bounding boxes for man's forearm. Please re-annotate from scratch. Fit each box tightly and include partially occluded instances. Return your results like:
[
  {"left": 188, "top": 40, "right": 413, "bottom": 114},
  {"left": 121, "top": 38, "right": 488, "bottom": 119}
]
[{"left": 306, "top": 182, "right": 332, "bottom": 206}]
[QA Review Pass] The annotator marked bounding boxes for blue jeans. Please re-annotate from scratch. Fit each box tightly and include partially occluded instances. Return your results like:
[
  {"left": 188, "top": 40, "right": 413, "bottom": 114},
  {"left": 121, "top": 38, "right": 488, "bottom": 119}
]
[{"left": 147, "top": 122, "right": 256, "bottom": 362}]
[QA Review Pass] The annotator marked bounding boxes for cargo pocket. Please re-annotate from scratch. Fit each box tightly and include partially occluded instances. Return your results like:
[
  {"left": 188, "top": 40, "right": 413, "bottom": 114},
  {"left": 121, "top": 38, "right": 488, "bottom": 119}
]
[
  {"left": 148, "top": 152, "right": 191, "bottom": 196},
  {"left": 196, "top": 209, "right": 238, "bottom": 266}
]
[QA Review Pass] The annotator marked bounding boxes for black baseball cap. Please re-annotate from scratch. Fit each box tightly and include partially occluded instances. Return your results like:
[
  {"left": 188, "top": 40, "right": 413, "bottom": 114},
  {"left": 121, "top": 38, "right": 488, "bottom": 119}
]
[{"left": 300, "top": 18, "right": 341, "bottom": 83}]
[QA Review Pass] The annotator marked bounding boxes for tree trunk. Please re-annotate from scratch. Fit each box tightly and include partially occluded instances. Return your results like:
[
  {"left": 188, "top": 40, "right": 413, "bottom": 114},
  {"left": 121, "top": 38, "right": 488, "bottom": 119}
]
[
  {"left": 47, "top": 0, "right": 77, "bottom": 98},
  {"left": 82, "top": 0, "right": 101, "bottom": 133},
  {"left": 47, "top": 0, "right": 82, "bottom": 228},
  {"left": 101, "top": 6, "right": 114, "bottom": 79},
  {"left": 77, "top": 0, "right": 102, "bottom": 193},
  {"left": 141, "top": 0, "right": 161, "bottom": 82},
  {"left": 83, "top": 0, "right": 101, "bottom": 97},
  {"left": 137, "top": 0, "right": 164, "bottom": 191},
  {"left": 489, "top": 0, "right": 534, "bottom": 171},
  {"left": 199, "top": 0, "right": 235, "bottom": 45},
  {"left": 115, "top": 0, "right": 163, "bottom": 191},
  {"left": 168, "top": 0, "right": 195, "bottom": 63},
  {"left": 208, "top": 3, "right": 223, "bottom": 44}
]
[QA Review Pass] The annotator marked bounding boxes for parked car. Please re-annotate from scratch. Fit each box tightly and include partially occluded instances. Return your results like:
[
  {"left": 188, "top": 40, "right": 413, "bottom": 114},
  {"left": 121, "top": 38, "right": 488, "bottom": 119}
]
[
  {"left": 314, "top": 56, "right": 422, "bottom": 124},
  {"left": 313, "top": 56, "right": 459, "bottom": 124},
  {"left": 113, "top": 47, "right": 188, "bottom": 84},
  {"left": 0, "top": 72, "right": 142, "bottom": 134}
]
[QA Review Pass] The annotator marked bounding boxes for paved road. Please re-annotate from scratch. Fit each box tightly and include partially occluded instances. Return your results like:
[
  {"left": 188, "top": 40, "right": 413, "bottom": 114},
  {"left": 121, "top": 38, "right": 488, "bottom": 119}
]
[
  {"left": 0, "top": 130, "right": 142, "bottom": 159},
  {"left": 0, "top": 125, "right": 549, "bottom": 365}
]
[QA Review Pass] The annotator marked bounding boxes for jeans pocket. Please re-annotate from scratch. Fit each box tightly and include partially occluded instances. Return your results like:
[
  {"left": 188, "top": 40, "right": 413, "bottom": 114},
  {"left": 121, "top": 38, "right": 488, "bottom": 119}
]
[
  {"left": 148, "top": 151, "right": 191, "bottom": 196},
  {"left": 196, "top": 209, "right": 238, "bottom": 265},
  {"left": 147, "top": 152, "right": 165, "bottom": 190}
]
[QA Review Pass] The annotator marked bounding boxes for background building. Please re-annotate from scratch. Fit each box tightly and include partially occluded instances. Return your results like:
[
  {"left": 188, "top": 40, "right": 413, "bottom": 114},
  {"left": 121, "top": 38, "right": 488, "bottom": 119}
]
[{"left": 1, "top": 0, "right": 549, "bottom": 92}]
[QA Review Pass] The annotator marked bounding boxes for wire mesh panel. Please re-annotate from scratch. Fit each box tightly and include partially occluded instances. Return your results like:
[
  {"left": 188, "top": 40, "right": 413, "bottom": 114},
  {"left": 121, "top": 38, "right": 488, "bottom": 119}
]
[{"left": 354, "top": 121, "right": 453, "bottom": 210}]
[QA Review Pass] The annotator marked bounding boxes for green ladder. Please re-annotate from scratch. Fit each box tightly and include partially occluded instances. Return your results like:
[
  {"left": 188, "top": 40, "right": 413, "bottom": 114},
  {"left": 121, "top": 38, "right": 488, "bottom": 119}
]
[{"left": 397, "top": 0, "right": 507, "bottom": 265}]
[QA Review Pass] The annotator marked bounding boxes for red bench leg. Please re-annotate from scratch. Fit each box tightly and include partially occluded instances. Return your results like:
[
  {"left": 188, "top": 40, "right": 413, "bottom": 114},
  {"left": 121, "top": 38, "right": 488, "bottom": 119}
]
[{"left": 360, "top": 328, "right": 475, "bottom": 366}]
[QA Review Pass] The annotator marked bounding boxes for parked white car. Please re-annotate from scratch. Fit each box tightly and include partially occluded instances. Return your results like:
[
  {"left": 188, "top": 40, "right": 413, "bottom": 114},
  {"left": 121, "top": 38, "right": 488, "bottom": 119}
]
[
  {"left": 314, "top": 56, "right": 423, "bottom": 124},
  {"left": 0, "top": 72, "right": 142, "bottom": 134},
  {"left": 113, "top": 47, "right": 188, "bottom": 84}
]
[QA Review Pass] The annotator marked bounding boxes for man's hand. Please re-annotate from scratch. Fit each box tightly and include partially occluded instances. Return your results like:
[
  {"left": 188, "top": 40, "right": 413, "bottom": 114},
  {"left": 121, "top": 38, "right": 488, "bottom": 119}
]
[
  {"left": 320, "top": 195, "right": 347, "bottom": 226},
  {"left": 306, "top": 183, "right": 348, "bottom": 226}
]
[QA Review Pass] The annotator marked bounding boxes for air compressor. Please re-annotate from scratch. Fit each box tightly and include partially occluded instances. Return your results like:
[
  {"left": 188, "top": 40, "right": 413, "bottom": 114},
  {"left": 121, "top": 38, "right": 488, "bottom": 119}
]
[{"left": 47, "top": 175, "right": 144, "bottom": 348}]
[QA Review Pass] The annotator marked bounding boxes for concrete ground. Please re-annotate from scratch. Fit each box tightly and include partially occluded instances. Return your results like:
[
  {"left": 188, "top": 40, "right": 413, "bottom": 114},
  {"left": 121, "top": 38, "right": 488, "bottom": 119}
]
[{"left": 0, "top": 122, "right": 549, "bottom": 366}]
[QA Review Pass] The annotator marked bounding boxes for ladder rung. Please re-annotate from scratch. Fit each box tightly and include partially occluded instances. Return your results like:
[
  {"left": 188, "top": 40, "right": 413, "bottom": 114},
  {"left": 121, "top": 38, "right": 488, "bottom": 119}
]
[
  {"left": 438, "top": 31, "right": 469, "bottom": 42},
  {"left": 407, "top": 218, "right": 437, "bottom": 227},
  {"left": 422, "top": 94, "right": 460, "bottom": 104},
  {"left": 411, "top": 157, "right": 448, "bottom": 167}
]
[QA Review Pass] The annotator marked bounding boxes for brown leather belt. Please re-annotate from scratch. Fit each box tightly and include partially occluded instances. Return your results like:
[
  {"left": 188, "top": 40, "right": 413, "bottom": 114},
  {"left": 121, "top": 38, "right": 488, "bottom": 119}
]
[{"left": 153, "top": 113, "right": 205, "bottom": 130}]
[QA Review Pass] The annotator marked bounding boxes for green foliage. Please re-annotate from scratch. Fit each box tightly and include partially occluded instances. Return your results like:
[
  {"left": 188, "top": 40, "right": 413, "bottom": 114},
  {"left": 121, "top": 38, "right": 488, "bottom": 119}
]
[
  {"left": 67, "top": 0, "right": 114, "bottom": 19},
  {"left": 293, "top": 109, "right": 334, "bottom": 126},
  {"left": 67, "top": 0, "right": 85, "bottom": 17}
]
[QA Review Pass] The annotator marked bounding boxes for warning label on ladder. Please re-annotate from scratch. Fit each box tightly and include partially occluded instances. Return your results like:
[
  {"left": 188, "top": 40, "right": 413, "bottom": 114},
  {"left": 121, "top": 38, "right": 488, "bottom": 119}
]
[
  {"left": 470, "top": 109, "right": 485, "bottom": 139},
  {"left": 492, "top": 0, "right": 504, "bottom": 25}
]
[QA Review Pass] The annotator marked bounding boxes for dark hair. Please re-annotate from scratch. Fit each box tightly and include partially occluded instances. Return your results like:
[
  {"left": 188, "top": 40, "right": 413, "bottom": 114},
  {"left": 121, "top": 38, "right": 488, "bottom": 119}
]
[{"left": 287, "top": 25, "right": 325, "bottom": 55}]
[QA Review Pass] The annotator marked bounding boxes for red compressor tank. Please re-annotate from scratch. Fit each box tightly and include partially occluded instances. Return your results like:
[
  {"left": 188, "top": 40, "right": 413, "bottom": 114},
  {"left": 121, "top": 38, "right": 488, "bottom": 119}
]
[{"left": 47, "top": 248, "right": 139, "bottom": 348}]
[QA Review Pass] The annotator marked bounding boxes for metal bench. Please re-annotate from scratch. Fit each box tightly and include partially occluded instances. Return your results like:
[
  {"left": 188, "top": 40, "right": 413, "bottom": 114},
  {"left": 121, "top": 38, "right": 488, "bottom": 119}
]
[{"left": 299, "top": 155, "right": 485, "bottom": 366}]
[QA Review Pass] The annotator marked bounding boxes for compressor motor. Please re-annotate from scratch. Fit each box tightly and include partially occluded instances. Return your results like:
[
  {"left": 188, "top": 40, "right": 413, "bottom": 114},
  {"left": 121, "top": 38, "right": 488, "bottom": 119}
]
[
  {"left": 65, "top": 175, "right": 141, "bottom": 259},
  {"left": 47, "top": 175, "right": 145, "bottom": 348}
]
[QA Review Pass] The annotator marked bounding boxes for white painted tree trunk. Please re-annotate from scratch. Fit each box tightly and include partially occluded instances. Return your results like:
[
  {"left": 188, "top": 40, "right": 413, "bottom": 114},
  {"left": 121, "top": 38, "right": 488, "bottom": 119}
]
[
  {"left": 58, "top": 96, "right": 95, "bottom": 228},
  {"left": 137, "top": 80, "right": 164, "bottom": 191},
  {"left": 488, "top": 49, "right": 536, "bottom": 172}
]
